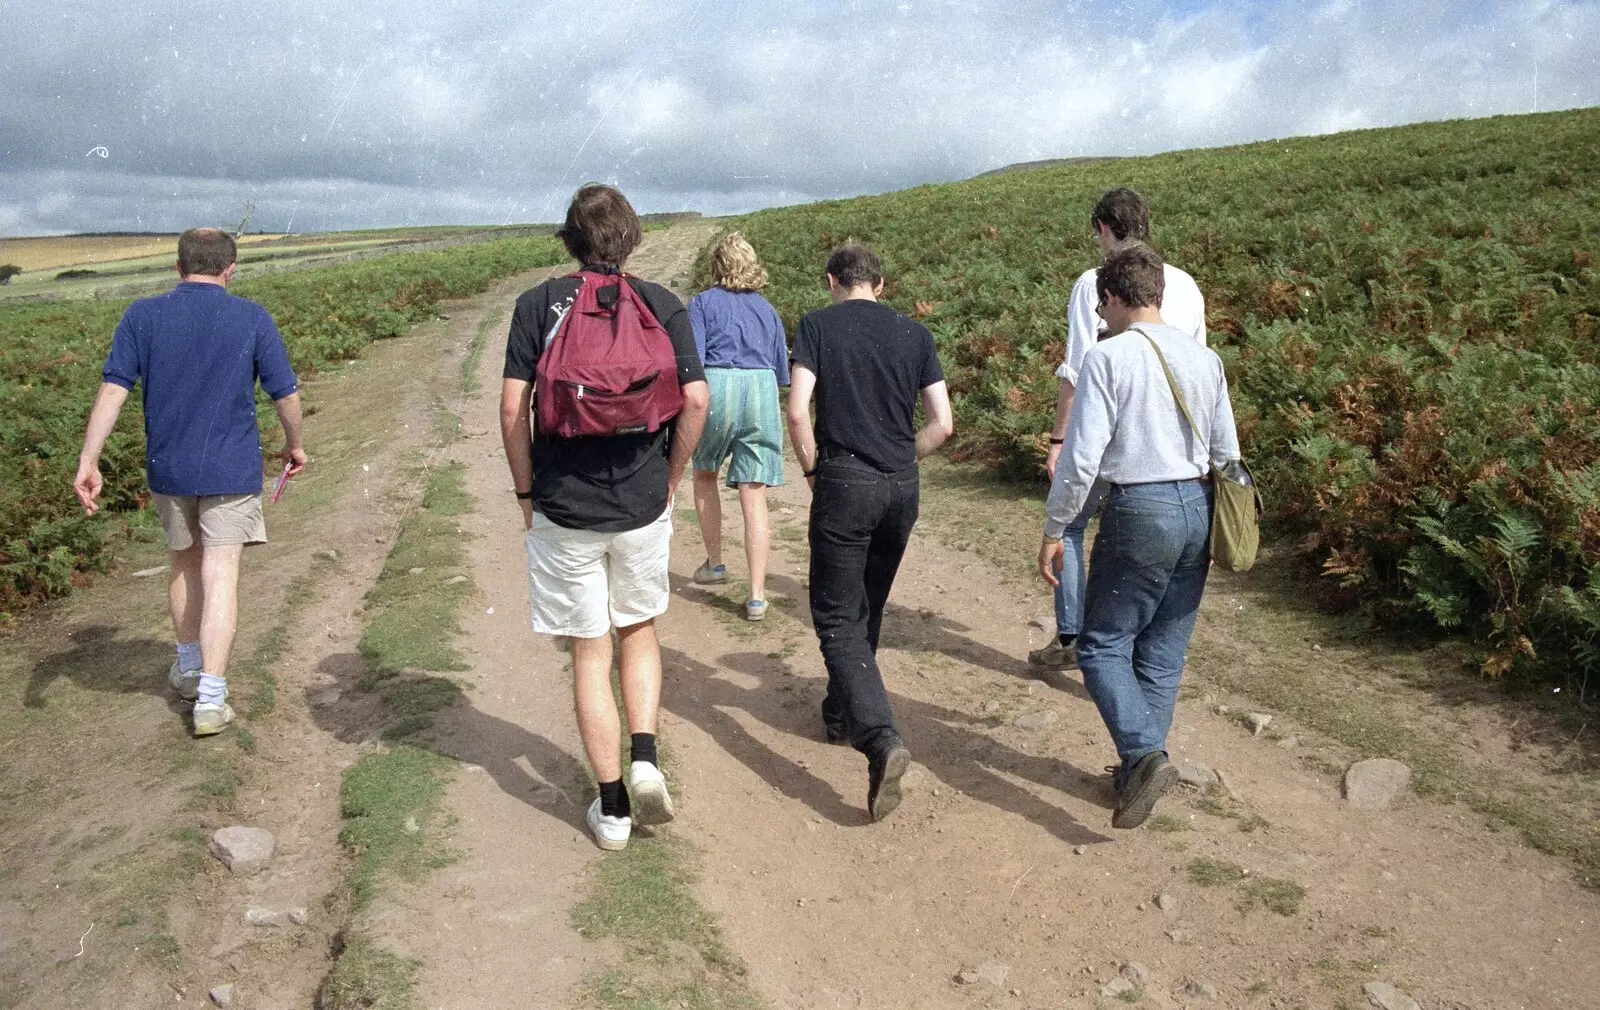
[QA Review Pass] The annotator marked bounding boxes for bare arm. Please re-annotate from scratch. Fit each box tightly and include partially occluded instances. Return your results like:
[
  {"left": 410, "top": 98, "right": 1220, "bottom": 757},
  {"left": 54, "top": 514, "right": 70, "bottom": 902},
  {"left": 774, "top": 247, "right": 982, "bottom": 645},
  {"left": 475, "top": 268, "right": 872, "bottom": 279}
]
[
  {"left": 74, "top": 382, "right": 131, "bottom": 516},
  {"left": 272, "top": 391, "right": 308, "bottom": 477},
  {"left": 915, "top": 380, "right": 954, "bottom": 460},
  {"left": 786, "top": 365, "right": 818, "bottom": 483},
  {"left": 668, "top": 379, "right": 710, "bottom": 501},
  {"left": 500, "top": 378, "right": 535, "bottom": 528},
  {"left": 1045, "top": 378, "right": 1075, "bottom": 477}
]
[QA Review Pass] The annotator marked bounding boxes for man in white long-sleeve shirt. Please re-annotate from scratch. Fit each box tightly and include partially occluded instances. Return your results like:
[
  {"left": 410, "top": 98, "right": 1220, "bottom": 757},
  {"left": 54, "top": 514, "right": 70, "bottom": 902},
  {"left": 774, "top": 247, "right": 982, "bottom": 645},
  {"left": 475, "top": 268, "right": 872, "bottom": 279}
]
[
  {"left": 1038, "top": 245, "right": 1241, "bottom": 830},
  {"left": 1033, "top": 188, "right": 1206, "bottom": 671}
]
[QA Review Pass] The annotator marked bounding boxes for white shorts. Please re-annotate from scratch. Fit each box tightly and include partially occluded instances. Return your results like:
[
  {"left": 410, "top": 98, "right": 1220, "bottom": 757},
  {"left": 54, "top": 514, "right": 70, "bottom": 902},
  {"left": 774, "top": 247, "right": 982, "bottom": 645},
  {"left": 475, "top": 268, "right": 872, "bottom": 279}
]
[{"left": 524, "top": 507, "right": 673, "bottom": 638}]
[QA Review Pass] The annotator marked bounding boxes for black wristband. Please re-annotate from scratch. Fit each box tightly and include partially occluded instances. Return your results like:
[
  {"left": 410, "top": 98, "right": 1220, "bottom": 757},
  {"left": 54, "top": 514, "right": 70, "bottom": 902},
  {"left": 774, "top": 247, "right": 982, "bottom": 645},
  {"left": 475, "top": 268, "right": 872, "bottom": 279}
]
[
  {"left": 514, "top": 489, "right": 533, "bottom": 500},
  {"left": 802, "top": 468, "right": 816, "bottom": 478},
  {"left": 1048, "top": 437, "right": 1065, "bottom": 445}
]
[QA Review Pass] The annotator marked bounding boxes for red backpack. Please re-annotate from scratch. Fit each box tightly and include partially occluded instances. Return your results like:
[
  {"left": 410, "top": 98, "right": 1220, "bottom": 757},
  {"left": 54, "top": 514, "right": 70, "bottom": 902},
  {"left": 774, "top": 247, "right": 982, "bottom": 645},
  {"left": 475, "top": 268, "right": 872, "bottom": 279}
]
[{"left": 536, "top": 269, "right": 684, "bottom": 439}]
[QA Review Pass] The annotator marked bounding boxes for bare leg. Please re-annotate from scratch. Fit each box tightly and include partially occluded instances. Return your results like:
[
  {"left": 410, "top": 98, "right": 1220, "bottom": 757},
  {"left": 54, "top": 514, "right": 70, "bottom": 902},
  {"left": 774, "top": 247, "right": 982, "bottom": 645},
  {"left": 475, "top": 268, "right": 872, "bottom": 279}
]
[
  {"left": 692, "top": 470, "right": 723, "bottom": 567},
  {"left": 198, "top": 543, "right": 243, "bottom": 677},
  {"left": 169, "top": 545, "right": 203, "bottom": 642},
  {"left": 616, "top": 620, "right": 661, "bottom": 739},
  {"left": 572, "top": 632, "right": 622, "bottom": 782},
  {"left": 738, "top": 483, "right": 770, "bottom": 602}
]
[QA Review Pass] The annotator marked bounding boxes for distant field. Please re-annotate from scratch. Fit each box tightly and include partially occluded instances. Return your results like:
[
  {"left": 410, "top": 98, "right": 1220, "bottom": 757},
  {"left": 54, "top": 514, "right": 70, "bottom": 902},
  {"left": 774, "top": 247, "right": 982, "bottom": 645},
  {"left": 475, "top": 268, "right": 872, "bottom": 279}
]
[
  {"left": 0, "top": 225, "right": 555, "bottom": 302},
  {"left": 0, "top": 233, "right": 289, "bottom": 272}
]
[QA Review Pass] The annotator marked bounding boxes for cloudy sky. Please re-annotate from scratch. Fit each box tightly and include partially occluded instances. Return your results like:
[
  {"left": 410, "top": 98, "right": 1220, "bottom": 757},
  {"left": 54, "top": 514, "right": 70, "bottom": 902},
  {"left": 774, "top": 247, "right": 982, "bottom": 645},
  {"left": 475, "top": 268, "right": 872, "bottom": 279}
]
[{"left": 2, "top": 0, "right": 1596, "bottom": 235}]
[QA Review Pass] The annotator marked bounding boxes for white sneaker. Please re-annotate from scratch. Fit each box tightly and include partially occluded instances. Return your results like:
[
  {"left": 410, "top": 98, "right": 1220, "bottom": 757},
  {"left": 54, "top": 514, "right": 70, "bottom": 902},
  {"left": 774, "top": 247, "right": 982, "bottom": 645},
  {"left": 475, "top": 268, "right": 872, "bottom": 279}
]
[
  {"left": 585, "top": 797, "right": 631, "bottom": 851},
  {"left": 628, "top": 761, "right": 676, "bottom": 826},
  {"left": 192, "top": 702, "right": 234, "bottom": 737},
  {"left": 168, "top": 660, "right": 199, "bottom": 702}
]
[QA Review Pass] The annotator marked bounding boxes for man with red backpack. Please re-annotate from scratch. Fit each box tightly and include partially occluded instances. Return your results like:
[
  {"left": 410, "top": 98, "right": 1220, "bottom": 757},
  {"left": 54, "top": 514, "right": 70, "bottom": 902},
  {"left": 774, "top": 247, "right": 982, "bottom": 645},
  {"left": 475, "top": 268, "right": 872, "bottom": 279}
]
[{"left": 500, "top": 184, "right": 709, "bottom": 852}]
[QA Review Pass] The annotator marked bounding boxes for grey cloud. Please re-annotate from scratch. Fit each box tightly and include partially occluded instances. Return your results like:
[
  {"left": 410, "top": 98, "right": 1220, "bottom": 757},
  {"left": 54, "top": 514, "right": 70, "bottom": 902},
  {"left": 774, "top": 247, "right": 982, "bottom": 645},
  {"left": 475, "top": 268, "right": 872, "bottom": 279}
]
[{"left": 2, "top": 0, "right": 1596, "bottom": 234}]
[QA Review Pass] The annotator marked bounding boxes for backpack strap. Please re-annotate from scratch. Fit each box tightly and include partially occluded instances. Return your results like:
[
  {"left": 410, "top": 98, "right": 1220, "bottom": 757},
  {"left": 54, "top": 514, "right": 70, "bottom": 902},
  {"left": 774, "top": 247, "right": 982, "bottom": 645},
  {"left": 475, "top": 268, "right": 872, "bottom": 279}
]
[{"left": 1131, "top": 326, "right": 1210, "bottom": 462}]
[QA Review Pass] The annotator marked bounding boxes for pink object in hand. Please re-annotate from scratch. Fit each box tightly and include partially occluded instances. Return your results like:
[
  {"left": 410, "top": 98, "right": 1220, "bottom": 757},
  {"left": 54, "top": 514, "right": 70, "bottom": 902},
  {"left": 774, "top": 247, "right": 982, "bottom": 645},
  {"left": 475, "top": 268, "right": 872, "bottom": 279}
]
[{"left": 271, "top": 463, "right": 292, "bottom": 503}]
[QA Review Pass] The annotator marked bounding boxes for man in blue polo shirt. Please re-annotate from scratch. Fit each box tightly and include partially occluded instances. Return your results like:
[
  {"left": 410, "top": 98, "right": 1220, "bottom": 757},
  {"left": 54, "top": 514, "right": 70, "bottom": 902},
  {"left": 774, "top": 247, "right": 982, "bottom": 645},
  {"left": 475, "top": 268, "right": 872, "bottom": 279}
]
[{"left": 74, "top": 227, "right": 306, "bottom": 737}]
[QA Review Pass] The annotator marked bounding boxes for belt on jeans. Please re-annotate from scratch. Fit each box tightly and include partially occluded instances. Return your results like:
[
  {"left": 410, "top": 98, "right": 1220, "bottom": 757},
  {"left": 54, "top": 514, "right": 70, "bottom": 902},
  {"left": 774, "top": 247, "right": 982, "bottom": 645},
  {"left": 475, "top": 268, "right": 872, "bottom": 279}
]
[{"left": 1113, "top": 474, "right": 1211, "bottom": 489}]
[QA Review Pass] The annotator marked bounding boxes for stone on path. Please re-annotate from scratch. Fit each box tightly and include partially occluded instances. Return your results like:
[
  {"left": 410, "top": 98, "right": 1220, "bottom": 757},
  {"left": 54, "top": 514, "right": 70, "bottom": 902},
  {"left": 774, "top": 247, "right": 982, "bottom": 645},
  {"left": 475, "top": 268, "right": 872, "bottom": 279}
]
[
  {"left": 312, "top": 688, "right": 342, "bottom": 707},
  {"left": 1099, "top": 977, "right": 1138, "bottom": 998},
  {"left": 245, "top": 905, "right": 306, "bottom": 927},
  {"left": 1344, "top": 759, "right": 1413, "bottom": 811},
  {"left": 1120, "top": 961, "right": 1151, "bottom": 987},
  {"left": 1277, "top": 735, "right": 1300, "bottom": 749},
  {"left": 1363, "top": 981, "right": 1421, "bottom": 1010},
  {"left": 1244, "top": 712, "right": 1273, "bottom": 736},
  {"left": 209, "top": 983, "right": 236, "bottom": 1008},
  {"left": 1012, "top": 710, "right": 1059, "bottom": 731},
  {"left": 1182, "top": 979, "right": 1219, "bottom": 1000},
  {"left": 210, "top": 827, "right": 275, "bottom": 876},
  {"left": 1073, "top": 844, "right": 1088, "bottom": 855},
  {"left": 444, "top": 574, "right": 469, "bottom": 586},
  {"left": 1175, "top": 760, "right": 1218, "bottom": 790},
  {"left": 976, "top": 961, "right": 1009, "bottom": 986},
  {"left": 1156, "top": 892, "right": 1178, "bottom": 913}
]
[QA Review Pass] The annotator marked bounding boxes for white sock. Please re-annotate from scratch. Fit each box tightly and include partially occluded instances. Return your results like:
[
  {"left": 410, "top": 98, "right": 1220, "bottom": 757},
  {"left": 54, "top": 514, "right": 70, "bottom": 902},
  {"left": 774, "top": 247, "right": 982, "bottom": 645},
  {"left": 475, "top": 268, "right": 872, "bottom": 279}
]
[
  {"left": 197, "top": 673, "right": 228, "bottom": 707},
  {"left": 177, "top": 641, "right": 202, "bottom": 673}
]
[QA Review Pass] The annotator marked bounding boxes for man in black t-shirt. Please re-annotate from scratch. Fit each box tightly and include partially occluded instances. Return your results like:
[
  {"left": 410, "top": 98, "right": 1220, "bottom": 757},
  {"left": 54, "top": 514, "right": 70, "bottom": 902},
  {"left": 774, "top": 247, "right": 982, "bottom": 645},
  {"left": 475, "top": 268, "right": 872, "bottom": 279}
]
[
  {"left": 500, "top": 184, "right": 709, "bottom": 852},
  {"left": 787, "top": 243, "right": 954, "bottom": 822}
]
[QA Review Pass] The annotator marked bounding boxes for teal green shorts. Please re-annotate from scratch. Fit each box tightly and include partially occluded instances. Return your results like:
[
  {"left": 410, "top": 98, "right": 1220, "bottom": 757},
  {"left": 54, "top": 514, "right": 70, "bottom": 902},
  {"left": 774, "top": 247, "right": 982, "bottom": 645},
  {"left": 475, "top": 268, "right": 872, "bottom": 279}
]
[{"left": 692, "top": 368, "right": 785, "bottom": 487}]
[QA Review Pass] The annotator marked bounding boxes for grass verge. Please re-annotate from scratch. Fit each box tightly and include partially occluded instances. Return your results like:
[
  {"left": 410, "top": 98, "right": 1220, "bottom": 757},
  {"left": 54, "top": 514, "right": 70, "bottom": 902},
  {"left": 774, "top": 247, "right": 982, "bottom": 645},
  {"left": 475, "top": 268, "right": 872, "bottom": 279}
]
[
  {"left": 322, "top": 439, "right": 474, "bottom": 1008},
  {"left": 571, "top": 733, "right": 763, "bottom": 1010}
]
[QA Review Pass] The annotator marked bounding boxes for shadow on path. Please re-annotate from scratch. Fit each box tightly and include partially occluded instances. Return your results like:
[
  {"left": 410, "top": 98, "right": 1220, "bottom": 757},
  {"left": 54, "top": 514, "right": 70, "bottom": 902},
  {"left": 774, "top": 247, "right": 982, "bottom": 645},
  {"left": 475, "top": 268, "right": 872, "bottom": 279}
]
[
  {"left": 24, "top": 625, "right": 180, "bottom": 713},
  {"left": 674, "top": 569, "right": 1090, "bottom": 701},
  {"left": 661, "top": 645, "right": 1112, "bottom": 846},
  {"left": 305, "top": 652, "right": 591, "bottom": 832}
]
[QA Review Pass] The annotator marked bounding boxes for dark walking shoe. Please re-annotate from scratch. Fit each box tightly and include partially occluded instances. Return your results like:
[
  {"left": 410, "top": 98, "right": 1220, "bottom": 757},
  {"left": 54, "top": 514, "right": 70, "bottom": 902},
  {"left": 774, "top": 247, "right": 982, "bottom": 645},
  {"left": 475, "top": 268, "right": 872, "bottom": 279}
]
[
  {"left": 867, "top": 741, "right": 912, "bottom": 822},
  {"left": 1112, "top": 751, "right": 1177, "bottom": 829}
]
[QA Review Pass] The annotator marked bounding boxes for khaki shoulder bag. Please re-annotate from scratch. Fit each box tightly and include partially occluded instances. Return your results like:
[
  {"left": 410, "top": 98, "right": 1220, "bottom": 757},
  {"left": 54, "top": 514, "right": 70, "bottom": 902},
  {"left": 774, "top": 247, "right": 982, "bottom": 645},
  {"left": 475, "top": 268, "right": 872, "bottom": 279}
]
[{"left": 1133, "top": 328, "right": 1263, "bottom": 573}]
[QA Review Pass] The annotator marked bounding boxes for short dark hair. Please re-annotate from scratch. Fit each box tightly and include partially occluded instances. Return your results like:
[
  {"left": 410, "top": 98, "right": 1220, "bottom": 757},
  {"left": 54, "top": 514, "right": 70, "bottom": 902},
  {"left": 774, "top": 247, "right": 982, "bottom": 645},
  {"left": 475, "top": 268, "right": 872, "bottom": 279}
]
[
  {"left": 556, "top": 184, "right": 641, "bottom": 267},
  {"left": 177, "top": 227, "right": 237, "bottom": 276},
  {"left": 825, "top": 244, "right": 882, "bottom": 288},
  {"left": 1090, "top": 188, "right": 1150, "bottom": 243},
  {"left": 1096, "top": 244, "right": 1165, "bottom": 309}
]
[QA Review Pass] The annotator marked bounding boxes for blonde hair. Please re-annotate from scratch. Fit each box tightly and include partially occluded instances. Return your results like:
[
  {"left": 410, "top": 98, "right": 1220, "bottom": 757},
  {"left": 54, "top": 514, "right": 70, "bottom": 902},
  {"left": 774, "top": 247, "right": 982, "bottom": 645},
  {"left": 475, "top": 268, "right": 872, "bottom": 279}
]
[{"left": 709, "top": 232, "right": 768, "bottom": 291}]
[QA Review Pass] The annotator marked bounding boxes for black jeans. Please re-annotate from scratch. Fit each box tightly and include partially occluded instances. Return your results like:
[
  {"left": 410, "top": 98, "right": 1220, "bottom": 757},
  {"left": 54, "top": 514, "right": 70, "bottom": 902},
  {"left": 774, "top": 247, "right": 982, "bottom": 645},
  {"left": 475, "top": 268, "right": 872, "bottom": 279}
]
[{"left": 808, "top": 455, "right": 920, "bottom": 756}]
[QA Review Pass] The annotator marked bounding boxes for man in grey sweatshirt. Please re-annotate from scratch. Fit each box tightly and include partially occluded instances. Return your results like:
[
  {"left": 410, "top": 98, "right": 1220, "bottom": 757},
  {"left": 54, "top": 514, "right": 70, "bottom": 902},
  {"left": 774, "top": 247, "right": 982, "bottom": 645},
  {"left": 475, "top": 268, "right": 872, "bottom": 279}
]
[{"left": 1038, "top": 245, "right": 1241, "bottom": 830}]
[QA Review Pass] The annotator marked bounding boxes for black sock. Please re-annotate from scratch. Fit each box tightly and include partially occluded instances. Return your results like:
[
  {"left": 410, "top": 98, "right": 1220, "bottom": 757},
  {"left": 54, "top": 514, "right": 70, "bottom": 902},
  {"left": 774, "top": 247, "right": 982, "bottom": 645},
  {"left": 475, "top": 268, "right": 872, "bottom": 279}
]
[
  {"left": 598, "top": 779, "right": 630, "bottom": 819},
  {"left": 630, "top": 733, "right": 658, "bottom": 767},
  {"left": 1058, "top": 633, "right": 1077, "bottom": 648}
]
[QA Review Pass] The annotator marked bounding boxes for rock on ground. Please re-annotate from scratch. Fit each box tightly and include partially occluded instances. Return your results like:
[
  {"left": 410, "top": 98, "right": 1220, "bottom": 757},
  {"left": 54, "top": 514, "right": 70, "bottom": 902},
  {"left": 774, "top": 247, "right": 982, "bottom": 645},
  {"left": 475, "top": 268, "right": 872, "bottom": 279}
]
[
  {"left": 1344, "top": 759, "right": 1413, "bottom": 811},
  {"left": 1244, "top": 712, "right": 1273, "bottom": 735},
  {"left": 209, "top": 827, "right": 276, "bottom": 876},
  {"left": 1012, "top": 710, "right": 1059, "bottom": 731},
  {"left": 1099, "top": 977, "right": 1138, "bottom": 998},
  {"left": 209, "top": 983, "right": 236, "bottom": 1008},
  {"left": 1175, "top": 760, "right": 1218, "bottom": 789},
  {"left": 1156, "top": 892, "right": 1178, "bottom": 913},
  {"left": 976, "top": 961, "right": 1009, "bottom": 986},
  {"left": 1363, "top": 981, "right": 1421, "bottom": 1010},
  {"left": 1182, "top": 979, "right": 1218, "bottom": 1000},
  {"left": 1120, "top": 961, "right": 1151, "bottom": 987}
]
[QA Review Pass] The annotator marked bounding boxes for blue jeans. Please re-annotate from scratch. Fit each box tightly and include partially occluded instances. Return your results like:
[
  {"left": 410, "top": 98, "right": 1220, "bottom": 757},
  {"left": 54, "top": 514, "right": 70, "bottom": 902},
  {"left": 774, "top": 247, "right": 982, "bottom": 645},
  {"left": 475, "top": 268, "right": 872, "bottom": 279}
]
[
  {"left": 1052, "top": 479, "right": 1108, "bottom": 637},
  {"left": 1076, "top": 480, "right": 1212, "bottom": 770}
]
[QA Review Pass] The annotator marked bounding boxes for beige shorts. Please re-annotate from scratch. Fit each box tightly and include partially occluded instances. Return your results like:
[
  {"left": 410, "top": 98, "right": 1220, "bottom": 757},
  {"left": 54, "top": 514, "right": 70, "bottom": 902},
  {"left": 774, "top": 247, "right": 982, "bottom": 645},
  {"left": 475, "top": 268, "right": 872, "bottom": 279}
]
[
  {"left": 154, "top": 493, "right": 268, "bottom": 550},
  {"left": 524, "top": 507, "right": 672, "bottom": 638}
]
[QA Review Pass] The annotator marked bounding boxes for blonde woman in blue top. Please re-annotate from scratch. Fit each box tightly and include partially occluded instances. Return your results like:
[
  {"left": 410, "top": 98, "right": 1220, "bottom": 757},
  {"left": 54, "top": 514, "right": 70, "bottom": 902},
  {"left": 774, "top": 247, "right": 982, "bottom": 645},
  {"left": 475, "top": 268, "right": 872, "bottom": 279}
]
[{"left": 689, "top": 233, "right": 788, "bottom": 621}]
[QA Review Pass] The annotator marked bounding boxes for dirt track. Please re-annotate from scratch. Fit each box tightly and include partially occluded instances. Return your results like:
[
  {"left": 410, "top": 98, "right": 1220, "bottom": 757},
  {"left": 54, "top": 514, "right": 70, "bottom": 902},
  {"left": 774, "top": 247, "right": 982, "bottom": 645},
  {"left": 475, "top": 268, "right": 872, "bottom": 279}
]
[
  {"left": 4, "top": 223, "right": 1597, "bottom": 1008},
  {"left": 356, "top": 225, "right": 1600, "bottom": 1008}
]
